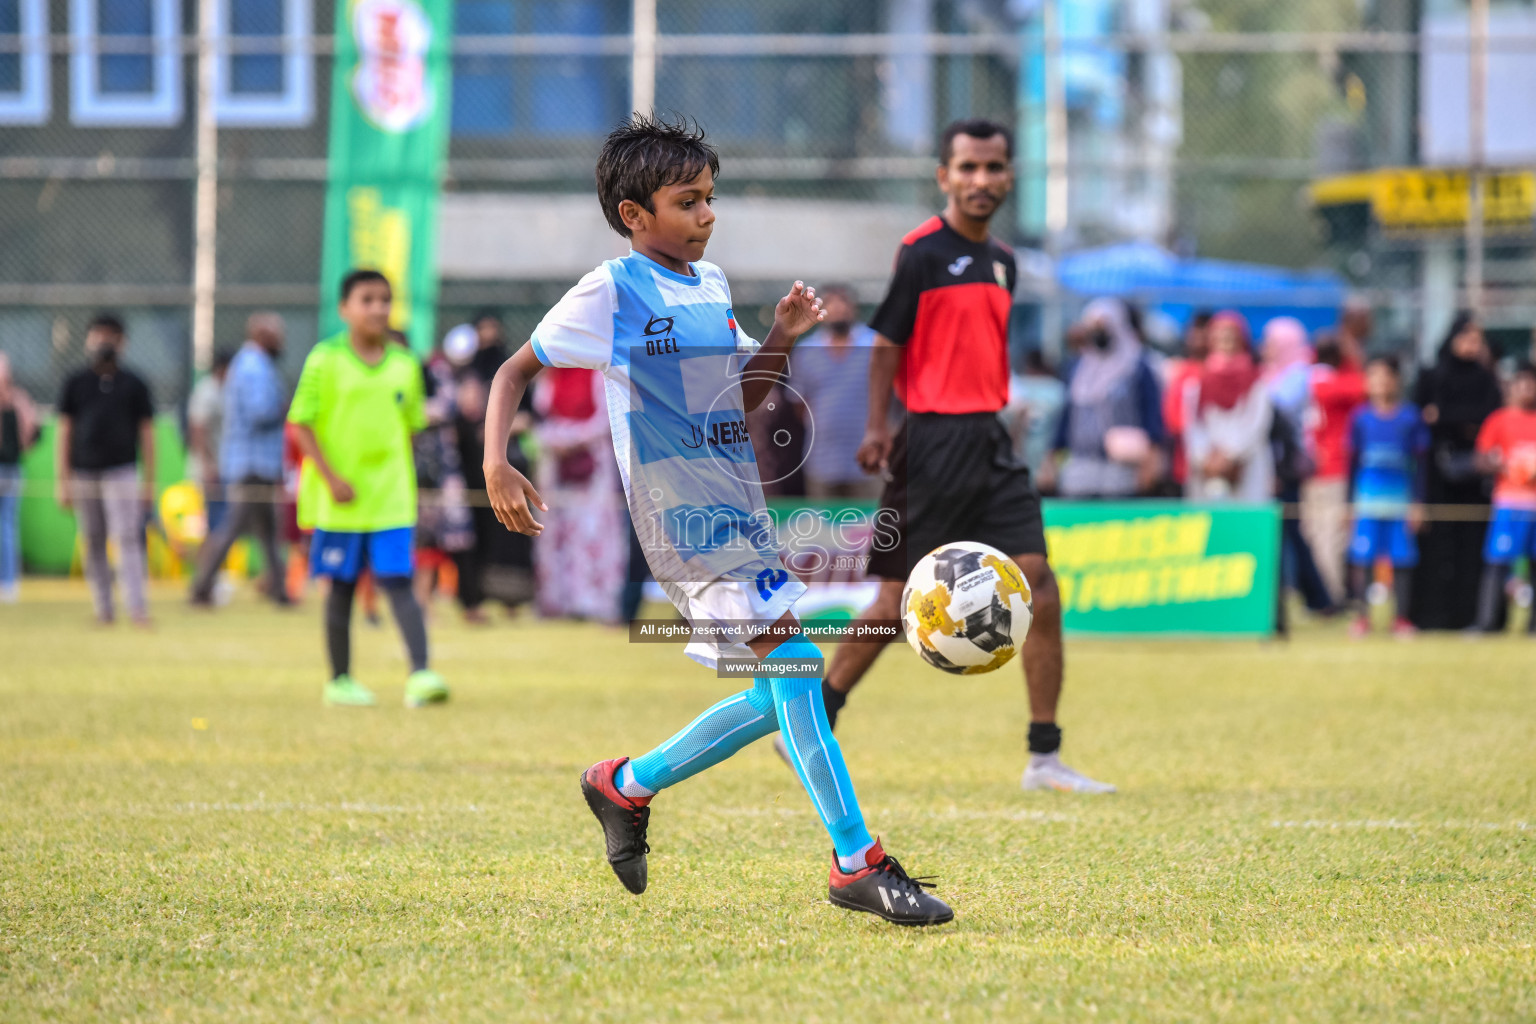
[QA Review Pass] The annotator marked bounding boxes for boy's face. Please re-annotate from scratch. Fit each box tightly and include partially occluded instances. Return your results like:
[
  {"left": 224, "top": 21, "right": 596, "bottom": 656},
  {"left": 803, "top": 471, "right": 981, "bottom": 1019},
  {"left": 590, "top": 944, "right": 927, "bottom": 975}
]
[
  {"left": 624, "top": 167, "right": 716, "bottom": 264},
  {"left": 339, "top": 280, "right": 392, "bottom": 339},
  {"left": 1512, "top": 373, "right": 1536, "bottom": 409},
  {"left": 1366, "top": 362, "right": 1400, "bottom": 403},
  {"left": 938, "top": 133, "right": 1014, "bottom": 223}
]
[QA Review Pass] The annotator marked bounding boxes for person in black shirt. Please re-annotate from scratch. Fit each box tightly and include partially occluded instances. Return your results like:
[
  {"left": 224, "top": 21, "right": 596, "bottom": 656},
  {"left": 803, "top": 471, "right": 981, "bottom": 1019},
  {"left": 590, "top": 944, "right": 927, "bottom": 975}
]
[{"left": 55, "top": 314, "right": 156, "bottom": 625}]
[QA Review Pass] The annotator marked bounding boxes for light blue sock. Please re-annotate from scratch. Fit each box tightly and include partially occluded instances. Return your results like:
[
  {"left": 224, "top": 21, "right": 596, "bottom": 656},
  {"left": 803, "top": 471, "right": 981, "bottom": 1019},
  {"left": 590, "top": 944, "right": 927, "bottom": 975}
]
[
  {"left": 627, "top": 679, "right": 779, "bottom": 793},
  {"left": 764, "top": 635, "right": 874, "bottom": 863}
]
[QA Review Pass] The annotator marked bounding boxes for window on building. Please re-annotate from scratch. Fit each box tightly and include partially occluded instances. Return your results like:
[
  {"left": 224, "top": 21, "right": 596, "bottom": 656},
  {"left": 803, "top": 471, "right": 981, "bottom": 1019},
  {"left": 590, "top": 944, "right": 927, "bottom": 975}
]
[
  {"left": 0, "top": 0, "right": 48, "bottom": 124},
  {"left": 213, "top": 0, "right": 312, "bottom": 125},
  {"left": 452, "top": 0, "right": 514, "bottom": 136},
  {"left": 451, "top": 0, "right": 625, "bottom": 139},
  {"left": 69, "top": 0, "right": 181, "bottom": 125}
]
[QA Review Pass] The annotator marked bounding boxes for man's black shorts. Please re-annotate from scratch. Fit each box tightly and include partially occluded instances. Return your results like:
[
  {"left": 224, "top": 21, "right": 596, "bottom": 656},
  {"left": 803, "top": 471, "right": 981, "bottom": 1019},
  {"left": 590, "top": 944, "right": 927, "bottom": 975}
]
[{"left": 865, "top": 411, "right": 1048, "bottom": 581}]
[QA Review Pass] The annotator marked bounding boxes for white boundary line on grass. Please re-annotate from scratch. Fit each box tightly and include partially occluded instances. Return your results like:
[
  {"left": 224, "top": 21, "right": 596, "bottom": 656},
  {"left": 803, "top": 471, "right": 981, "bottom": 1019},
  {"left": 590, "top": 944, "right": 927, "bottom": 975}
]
[{"left": 1270, "top": 818, "right": 1531, "bottom": 832}]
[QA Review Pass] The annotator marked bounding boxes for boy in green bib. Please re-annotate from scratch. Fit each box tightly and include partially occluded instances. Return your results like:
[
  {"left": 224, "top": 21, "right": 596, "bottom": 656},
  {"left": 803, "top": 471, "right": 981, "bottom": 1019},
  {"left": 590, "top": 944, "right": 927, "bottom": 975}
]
[{"left": 288, "top": 269, "right": 448, "bottom": 708}]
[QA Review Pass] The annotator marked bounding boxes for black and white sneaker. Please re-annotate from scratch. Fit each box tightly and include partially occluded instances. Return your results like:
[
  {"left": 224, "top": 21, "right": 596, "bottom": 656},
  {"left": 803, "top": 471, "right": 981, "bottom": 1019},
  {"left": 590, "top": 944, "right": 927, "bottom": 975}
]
[
  {"left": 828, "top": 839, "right": 953, "bottom": 926},
  {"left": 580, "top": 757, "right": 651, "bottom": 895}
]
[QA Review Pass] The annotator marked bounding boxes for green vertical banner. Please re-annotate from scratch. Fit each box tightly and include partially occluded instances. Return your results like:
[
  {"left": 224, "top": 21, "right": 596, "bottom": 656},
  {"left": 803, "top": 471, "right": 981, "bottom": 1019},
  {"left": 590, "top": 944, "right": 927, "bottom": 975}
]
[
  {"left": 1044, "top": 502, "right": 1281, "bottom": 637},
  {"left": 319, "top": 0, "right": 453, "bottom": 353}
]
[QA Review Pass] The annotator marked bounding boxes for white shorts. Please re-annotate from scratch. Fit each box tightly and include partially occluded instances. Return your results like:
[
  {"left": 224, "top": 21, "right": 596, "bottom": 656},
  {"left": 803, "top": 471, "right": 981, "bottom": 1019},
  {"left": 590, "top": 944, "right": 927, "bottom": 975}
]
[{"left": 660, "top": 567, "right": 808, "bottom": 669}]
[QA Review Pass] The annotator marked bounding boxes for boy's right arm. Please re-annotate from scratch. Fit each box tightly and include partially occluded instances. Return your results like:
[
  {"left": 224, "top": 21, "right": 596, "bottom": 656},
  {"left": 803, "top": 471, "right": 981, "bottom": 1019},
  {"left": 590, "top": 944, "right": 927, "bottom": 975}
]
[
  {"left": 289, "top": 423, "right": 353, "bottom": 504},
  {"left": 484, "top": 342, "right": 547, "bottom": 536}
]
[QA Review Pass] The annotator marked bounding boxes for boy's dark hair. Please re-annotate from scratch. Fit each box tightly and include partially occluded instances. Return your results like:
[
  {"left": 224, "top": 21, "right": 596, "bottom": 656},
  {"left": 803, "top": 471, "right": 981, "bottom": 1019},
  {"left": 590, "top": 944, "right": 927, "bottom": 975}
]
[
  {"left": 1366, "top": 353, "right": 1401, "bottom": 376},
  {"left": 1314, "top": 331, "right": 1343, "bottom": 368},
  {"left": 1513, "top": 360, "right": 1536, "bottom": 379},
  {"left": 212, "top": 350, "right": 234, "bottom": 372},
  {"left": 1190, "top": 309, "right": 1214, "bottom": 330},
  {"left": 1023, "top": 348, "right": 1052, "bottom": 374},
  {"left": 87, "top": 312, "right": 125, "bottom": 336},
  {"left": 940, "top": 118, "right": 1014, "bottom": 164},
  {"left": 596, "top": 113, "right": 720, "bottom": 238},
  {"left": 471, "top": 308, "right": 502, "bottom": 328},
  {"left": 340, "top": 269, "right": 390, "bottom": 301}
]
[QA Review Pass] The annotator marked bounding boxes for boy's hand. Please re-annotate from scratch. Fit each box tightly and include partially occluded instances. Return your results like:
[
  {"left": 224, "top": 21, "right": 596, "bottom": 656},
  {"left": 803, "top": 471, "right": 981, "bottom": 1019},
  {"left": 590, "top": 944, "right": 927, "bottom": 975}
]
[
  {"left": 486, "top": 461, "right": 546, "bottom": 536},
  {"left": 326, "top": 474, "right": 355, "bottom": 504},
  {"left": 773, "top": 281, "right": 826, "bottom": 339}
]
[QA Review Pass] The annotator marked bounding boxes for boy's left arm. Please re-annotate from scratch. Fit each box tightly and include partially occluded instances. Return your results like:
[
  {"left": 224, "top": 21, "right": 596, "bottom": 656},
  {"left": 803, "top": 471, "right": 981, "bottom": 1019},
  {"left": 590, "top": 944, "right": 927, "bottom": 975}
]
[{"left": 741, "top": 281, "right": 824, "bottom": 411}]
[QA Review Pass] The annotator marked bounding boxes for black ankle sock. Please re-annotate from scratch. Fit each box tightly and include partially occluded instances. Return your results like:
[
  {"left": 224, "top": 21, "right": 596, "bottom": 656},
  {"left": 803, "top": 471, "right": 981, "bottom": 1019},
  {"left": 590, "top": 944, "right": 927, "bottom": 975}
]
[
  {"left": 820, "top": 679, "right": 848, "bottom": 730},
  {"left": 1028, "top": 722, "right": 1062, "bottom": 755}
]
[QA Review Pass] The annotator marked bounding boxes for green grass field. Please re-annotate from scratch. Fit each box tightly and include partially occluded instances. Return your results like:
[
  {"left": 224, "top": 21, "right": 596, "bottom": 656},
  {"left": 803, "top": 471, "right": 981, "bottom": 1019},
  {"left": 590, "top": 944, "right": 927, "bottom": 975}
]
[{"left": 2, "top": 580, "right": 1533, "bottom": 1022}]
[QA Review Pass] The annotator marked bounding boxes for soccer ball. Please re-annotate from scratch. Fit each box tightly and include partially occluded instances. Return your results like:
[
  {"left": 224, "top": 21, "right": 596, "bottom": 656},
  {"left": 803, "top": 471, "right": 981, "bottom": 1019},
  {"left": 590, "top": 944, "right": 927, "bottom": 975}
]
[{"left": 902, "top": 541, "right": 1033, "bottom": 675}]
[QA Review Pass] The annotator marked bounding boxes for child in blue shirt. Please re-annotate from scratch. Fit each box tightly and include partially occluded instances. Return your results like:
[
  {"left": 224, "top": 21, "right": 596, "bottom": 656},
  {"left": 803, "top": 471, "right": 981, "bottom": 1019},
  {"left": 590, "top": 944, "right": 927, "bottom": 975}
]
[
  {"left": 480, "top": 115, "right": 951, "bottom": 926},
  {"left": 1347, "top": 355, "right": 1429, "bottom": 637}
]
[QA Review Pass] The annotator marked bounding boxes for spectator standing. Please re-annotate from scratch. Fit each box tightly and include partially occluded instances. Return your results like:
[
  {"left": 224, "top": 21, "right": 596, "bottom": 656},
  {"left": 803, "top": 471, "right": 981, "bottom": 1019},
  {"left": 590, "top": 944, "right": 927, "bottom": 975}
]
[
  {"left": 1301, "top": 310, "right": 1369, "bottom": 604},
  {"left": 189, "top": 313, "right": 290, "bottom": 606},
  {"left": 787, "top": 286, "right": 881, "bottom": 498},
  {"left": 1182, "top": 312, "right": 1274, "bottom": 501},
  {"left": 55, "top": 314, "right": 156, "bottom": 626},
  {"left": 1471, "top": 361, "right": 1536, "bottom": 635},
  {"left": 532, "top": 367, "right": 623, "bottom": 621},
  {"left": 1261, "top": 316, "right": 1334, "bottom": 614},
  {"left": 412, "top": 325, "right": 476, "bottom": 615},
  {"left": 1047, "top": 297, "right": 1164, "bottom": 498},
  {"left": 0, "top": 353, "right": 40, "bottom": 602},
  {"left": 186, "top": 351, "right": 230, "bottom": 534},
  {"left": 999, "top": 349, "right": 1067, "bottom": 480},
  {"left": 1411, "top": 313, "right": 1504, "bottom": 630},
  {"left": 1345, "top": 356, "right": 1429, "bottom": 638},
  {"left": 471, "top": 310, "right": 512, "bottom": 383},
  {"left": 1162, "top": 310, "right": 1212, "bottom": 491}
]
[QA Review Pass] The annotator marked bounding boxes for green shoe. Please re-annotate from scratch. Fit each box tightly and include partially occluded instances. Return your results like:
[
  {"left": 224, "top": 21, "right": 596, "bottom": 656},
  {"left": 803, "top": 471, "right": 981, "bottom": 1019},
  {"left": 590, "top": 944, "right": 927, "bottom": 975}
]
[
  {"left": 323, "top": 675, "right": 378, "bottom": 708},
  {"left": 404, "top": 670, "right": 450, "bottom": 708}
]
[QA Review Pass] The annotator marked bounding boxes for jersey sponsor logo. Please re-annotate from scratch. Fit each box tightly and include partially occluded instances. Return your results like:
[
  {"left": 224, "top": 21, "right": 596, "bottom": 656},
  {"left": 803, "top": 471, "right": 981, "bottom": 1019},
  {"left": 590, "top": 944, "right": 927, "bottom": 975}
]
[
  {"left": 993, "top": 260, "right": 1008, "bottom": 288},
  {"left": 947, "top": 255, "right": 973, "bottom": 276},
  {"left": 707, "top": 418, "right": 748, "bottom": 449},
  {"left": 642, "top": 313, "right": 680, "bottom": 356},
  {"left": 682, "top": 424, "right": 705, "bottom": 449}
]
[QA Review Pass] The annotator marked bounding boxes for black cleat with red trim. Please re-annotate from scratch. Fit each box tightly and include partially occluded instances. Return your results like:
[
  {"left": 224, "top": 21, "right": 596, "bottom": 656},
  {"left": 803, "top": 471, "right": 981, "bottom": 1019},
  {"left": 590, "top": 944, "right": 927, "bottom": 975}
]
[
  {"left": 580, "top": 757, "right": 652, "bottom": 895},
  {"left": 827, "top": 839, "right": 953, "bottom": 925}
]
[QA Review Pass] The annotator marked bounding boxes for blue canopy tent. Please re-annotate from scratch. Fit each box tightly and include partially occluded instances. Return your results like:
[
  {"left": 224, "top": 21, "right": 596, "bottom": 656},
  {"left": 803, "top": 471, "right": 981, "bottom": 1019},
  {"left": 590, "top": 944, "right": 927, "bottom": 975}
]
[{"left": 1056, "top": 243, "right": 1347, "bottom": 337}]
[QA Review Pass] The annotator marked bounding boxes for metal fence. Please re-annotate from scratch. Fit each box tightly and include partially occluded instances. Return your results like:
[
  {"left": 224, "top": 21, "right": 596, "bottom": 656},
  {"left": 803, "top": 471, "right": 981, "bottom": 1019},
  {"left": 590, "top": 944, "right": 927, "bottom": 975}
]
[{"left": 3, "top": 0, "right": 1534, "bottom": 413}]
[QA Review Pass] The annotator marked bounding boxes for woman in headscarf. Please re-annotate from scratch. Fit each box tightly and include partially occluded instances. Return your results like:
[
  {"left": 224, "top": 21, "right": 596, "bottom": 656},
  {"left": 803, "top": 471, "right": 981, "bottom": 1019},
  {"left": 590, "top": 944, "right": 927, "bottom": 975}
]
[
  {"left": 0, "top": 353, "right": 39, "bottom": 602},
  {"left": 1183, "top": 311, "right": 1274, "bottom": 501},
  {"left": 1260, "top": 317, "right": 1335, "bottom": 615},
  {"left": 1046, "top": 298, "right": 1165, "bottom": 498},
  {"left": 532, "top": 366, "right": 624, "bottom": 622},
  {"left": 1409, "top": 312, "right": 1504, "bottom": 630}
]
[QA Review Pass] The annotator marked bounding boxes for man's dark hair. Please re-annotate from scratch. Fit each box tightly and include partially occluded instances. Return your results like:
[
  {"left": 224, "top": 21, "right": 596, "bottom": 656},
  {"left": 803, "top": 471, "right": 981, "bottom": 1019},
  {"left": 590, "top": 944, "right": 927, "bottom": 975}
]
[
  {"left": 1366, "top": 353, "right": 1401, "bottom": 376},
  {"left": 596, "top": 113, "right": 720, "bottom": 238},
  {"left": 471, "top": 308, "right": 502, "bottom": 328},
  {"left": 1514, "top": 360, "right": 1536, "bottom": 379},
  {"left": 340, "top": 268, "right": 390, "bottom": 301},
  {"left": 87, "top": 312, "right": 125, "bottom": 336},
  {"left": 939, "top": 118, "right": 1014, "bottom": 164},
  {"left": 212, "top": 350, "right": 234, "bottom": 372},
  {"left": 1314, "top": 331, "right": 1342, "bottom": 368}
]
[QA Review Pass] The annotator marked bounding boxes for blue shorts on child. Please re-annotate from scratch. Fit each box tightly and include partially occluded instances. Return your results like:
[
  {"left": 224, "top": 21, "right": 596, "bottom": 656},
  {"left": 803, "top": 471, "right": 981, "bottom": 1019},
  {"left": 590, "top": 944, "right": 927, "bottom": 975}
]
[
  {"left": 310, "top": 527, "right": 414, "bottom": 582},
  {"left": 1349, "top": 517, "right": 1417, "bottom": 567},
  {"left": 1483, "top": 506, "right": 1536, "bottom": 565}
]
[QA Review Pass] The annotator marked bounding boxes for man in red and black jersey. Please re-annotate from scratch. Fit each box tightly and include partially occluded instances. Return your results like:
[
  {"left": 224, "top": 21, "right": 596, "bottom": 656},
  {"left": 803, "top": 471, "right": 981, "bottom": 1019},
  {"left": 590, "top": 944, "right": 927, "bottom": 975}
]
[{"left": 814, "top": 119, "right": 1114, "bottom": 794}]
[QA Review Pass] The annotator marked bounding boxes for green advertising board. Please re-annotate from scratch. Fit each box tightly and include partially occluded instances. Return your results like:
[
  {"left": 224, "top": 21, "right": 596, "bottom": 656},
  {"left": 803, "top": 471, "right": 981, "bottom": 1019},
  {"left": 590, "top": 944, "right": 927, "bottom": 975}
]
[
  {"left": 318, "top": 0, "right": 453, "bottom": 353},
  {"left": 1044, "top": 501, "right": 1280, "bottom": 637}
]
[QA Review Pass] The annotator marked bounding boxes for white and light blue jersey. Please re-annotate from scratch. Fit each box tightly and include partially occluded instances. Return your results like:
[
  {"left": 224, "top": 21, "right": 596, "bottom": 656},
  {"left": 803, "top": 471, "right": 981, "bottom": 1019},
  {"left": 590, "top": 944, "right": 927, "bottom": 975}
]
[{"left": 530, "top": 250, "right": 789, "bottom": 590}]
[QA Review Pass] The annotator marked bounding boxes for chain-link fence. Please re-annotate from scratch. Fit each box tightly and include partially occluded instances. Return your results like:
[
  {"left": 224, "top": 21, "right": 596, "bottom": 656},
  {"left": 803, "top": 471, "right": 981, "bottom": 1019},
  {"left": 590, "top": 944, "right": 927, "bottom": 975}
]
[{"left": 3, "top": 0, "right": 1535, "bottom": 411}]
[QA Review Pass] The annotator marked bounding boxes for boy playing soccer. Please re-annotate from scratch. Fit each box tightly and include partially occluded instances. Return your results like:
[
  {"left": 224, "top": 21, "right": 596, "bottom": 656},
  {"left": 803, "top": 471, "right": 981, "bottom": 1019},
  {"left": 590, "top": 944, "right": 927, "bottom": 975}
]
[
  {"left": 1472, "top": 361, "right": 1536, "bottom": 634},
  {"left": 288, "top": 270, "right": 450, "bottom": 708},
  {"left": 483, "top": 115, "right": 951, "bottom": 925},
  {"left": 1346, "top": 355, "right": 1430, "bottom": 637}
]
